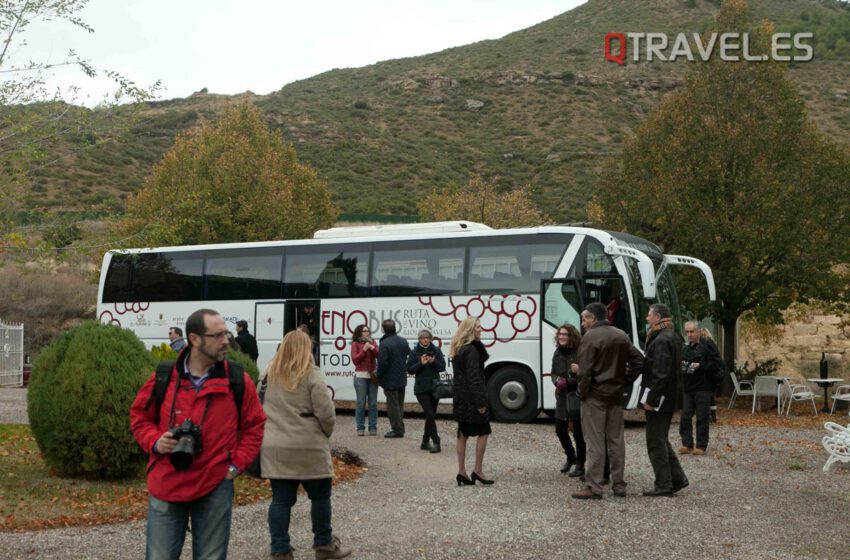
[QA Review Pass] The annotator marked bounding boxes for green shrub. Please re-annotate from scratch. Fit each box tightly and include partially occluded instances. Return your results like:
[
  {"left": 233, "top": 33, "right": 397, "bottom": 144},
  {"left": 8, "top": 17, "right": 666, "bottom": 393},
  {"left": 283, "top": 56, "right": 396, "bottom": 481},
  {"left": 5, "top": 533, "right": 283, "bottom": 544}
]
[
  {"left": 227, "top": 348, "right": 260, "bottom": 384},
  {"left": 27, "top": 321, "right": 156, "bottom": 479}
]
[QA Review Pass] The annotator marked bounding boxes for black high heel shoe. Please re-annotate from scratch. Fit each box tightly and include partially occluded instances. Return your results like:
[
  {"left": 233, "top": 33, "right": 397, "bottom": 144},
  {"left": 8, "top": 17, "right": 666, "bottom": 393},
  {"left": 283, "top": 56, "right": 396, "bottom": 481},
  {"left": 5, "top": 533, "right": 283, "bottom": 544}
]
[
  {"left": 456, "top": 473, "right": 475, "bottom": 486},
  {"left": 471, "top": 471, "right": 494, "bottom": 485}
]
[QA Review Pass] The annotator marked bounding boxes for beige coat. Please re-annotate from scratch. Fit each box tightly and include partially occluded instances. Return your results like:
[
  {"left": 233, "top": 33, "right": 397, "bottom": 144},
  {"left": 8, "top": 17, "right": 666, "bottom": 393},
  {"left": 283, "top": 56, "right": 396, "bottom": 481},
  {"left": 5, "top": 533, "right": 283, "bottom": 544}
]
[{"left": 260, "top": 366, "right": 335, "bottom": 479}]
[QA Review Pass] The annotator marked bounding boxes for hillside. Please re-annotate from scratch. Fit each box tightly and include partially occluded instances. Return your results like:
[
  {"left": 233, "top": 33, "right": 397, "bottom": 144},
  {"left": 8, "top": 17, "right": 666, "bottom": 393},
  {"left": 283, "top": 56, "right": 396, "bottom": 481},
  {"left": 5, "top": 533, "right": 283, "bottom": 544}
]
[{"left": 17, "top": 0, "right": 850, "bottom": 223}]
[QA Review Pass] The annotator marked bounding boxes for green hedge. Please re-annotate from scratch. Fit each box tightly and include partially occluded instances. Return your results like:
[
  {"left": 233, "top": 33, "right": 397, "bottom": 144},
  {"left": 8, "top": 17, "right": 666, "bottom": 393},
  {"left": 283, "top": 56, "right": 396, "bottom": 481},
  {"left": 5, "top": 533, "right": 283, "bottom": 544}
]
[{"left": 27, "top": 321, "right": 156, "bottom": 479}]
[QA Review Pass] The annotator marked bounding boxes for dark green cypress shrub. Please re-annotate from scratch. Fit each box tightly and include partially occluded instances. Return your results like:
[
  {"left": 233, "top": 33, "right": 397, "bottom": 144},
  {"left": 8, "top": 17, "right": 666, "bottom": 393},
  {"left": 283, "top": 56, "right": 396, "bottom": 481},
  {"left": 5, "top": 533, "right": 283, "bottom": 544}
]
[{"left": 27, "top": 321, "right": 156, "bottom": 479}]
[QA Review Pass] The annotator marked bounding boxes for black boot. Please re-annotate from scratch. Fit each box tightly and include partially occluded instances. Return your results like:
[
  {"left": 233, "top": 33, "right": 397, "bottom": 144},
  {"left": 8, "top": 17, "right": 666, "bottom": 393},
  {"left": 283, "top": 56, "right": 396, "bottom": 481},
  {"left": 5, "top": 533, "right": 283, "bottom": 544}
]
[
  {"left": 568, "top": 465, "right": 585, "bottom": 478},
  {"left": 560, "top": 455, "right": 576, "bottom": 473},
  {"left": 421, "top": 436, "right": 430, "bottom": 451},
  {"left": 430, "top": 436, "right": 441, "bottom": 454}
]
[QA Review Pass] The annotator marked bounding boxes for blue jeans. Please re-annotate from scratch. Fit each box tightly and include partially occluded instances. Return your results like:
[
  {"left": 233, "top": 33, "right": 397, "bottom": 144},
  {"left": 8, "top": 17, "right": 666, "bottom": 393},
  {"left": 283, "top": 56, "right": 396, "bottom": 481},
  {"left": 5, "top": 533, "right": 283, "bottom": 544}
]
[
  {"left": 268, "top": 478, "right": 333, "bottom": 554},
  {"left": 353, "top": 376, "right": 378, "bottom": 432},
  {"left": 146, "top": 478, "right": 233, "bottom": 560}
]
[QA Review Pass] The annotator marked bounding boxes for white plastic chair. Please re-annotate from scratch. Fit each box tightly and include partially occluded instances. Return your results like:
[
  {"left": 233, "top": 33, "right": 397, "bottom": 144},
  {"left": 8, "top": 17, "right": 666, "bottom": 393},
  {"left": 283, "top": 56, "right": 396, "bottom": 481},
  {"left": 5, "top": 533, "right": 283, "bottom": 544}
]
[
  {"left": 830, "top": 385, "right": 850, "bottom": 416},
  {"left": 728, "top": 371, "right": 754, "bottom": 409},
  {"left": 822, "top": 422, "right": 850, "bottom": 471},
  {"left": 752, "top": 375, "right": 783, "bottom": 414},
  {"left": 781, "top": 378, "right": 819, "bottom": 416}
]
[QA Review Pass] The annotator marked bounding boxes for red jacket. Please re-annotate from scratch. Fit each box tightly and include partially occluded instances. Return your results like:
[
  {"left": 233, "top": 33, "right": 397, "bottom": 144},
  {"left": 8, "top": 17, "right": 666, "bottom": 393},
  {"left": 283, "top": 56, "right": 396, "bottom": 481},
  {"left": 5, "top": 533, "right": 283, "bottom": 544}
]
[
  {"left": 130, "top": 355, "right": 266, "bottom": 502},
  {"left": 351, "top": 340, "right": 378, "bottom": 372}
]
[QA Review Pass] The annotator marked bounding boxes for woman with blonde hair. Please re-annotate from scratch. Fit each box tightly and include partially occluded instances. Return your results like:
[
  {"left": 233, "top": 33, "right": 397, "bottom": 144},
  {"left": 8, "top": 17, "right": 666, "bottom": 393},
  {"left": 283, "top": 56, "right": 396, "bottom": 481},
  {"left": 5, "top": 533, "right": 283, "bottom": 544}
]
[
  {"left": 450, "top": 316, "right": 493, "bottom": 486},
  {"left": 261, "top": 329, "right": 351, "bottom": 560}
]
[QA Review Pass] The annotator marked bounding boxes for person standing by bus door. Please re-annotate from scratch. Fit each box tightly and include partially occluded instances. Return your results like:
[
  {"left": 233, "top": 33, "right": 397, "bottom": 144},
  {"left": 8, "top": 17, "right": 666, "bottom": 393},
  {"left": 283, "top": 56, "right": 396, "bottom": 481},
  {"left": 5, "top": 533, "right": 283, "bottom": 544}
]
[
  {"left": 572, "top": 303, "right": 644, "bottom": 500},
  {"left": 551, "top": 324, "right": 581, "bottom": 475},
  {"left": 376, "top": 319, "right": 410, "bottom": 438},
  {"left": 235, "top": 320, "right": 259, "bottom": 362},
  {"left": 641, "top": 303, "right": 689, "bottom": 497}
]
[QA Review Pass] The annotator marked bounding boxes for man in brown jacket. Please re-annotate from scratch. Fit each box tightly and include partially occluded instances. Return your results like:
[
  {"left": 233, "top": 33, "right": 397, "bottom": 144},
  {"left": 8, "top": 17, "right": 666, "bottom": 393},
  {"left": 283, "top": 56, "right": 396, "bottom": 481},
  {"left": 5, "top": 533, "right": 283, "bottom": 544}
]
[{"left": 572, "top": 302, "right": 643, "bottom": 500}]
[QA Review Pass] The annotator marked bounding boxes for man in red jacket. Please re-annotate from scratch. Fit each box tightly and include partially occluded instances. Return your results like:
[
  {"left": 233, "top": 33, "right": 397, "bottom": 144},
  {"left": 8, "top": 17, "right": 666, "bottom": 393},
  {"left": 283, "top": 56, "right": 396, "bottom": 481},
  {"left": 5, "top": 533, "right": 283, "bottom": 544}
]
[{"left": 131, "top": 308, "right": 266, "bottom": 560}]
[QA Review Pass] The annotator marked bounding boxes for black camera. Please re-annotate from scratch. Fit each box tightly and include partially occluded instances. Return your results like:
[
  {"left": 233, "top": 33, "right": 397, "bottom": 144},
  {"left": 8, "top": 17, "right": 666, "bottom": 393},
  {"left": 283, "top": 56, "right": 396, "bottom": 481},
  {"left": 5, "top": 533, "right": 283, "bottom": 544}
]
[{"left": 169, "top": 419, "right": 203, "bottom": 471}]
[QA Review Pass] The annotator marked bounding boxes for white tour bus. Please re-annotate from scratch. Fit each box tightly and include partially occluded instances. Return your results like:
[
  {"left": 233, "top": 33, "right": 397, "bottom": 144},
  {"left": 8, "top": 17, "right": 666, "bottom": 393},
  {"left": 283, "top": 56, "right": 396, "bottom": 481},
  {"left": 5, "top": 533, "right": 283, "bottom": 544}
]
[{"left": 97, "top": 221, "right": 715, "bottom": 422}]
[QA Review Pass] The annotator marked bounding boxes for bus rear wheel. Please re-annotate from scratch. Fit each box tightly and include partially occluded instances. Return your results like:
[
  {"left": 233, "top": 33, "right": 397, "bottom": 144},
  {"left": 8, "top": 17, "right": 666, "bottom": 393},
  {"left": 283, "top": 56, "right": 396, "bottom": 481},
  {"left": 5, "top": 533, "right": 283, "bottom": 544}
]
[{"left": 487, "top": 366, "right": 539, "bottom": 423}]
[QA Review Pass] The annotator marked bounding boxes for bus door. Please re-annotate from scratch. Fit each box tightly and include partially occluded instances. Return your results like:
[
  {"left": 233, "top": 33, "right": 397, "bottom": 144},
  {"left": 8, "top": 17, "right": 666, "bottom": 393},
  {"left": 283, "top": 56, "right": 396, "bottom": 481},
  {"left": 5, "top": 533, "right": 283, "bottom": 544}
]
[
  {"left": 540, "top": 279, "right": 583, "bottom": 412},
  {"left": 254, "top": 301, "right": 285, "bottom": 373},
  {"left": 283, "top": 300, "right": 320, "bottom": 363}
]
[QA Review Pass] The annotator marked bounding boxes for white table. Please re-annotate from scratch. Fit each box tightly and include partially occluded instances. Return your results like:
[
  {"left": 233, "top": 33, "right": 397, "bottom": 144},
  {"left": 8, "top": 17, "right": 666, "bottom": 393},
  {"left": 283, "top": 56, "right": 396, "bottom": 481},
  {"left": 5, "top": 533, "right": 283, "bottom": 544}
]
[{"left": 807, "top": 378, "right": 844, "bottom": 413}]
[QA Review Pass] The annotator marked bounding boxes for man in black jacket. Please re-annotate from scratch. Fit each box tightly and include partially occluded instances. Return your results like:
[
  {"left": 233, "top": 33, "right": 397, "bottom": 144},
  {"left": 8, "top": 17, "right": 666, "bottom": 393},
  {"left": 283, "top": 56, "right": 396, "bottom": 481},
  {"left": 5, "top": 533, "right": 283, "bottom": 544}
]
[
  {"left": 679, "top": 321, "right": 722, "bottom": 456},
  {"left": 377, "top": 319, "right": 410, "bottom": 438},
  {"left": 641, "top": 304, "right": 689, "bottom": 497},
  {"left": 234, "top": 320, "right": 259, "bottom": 362}
]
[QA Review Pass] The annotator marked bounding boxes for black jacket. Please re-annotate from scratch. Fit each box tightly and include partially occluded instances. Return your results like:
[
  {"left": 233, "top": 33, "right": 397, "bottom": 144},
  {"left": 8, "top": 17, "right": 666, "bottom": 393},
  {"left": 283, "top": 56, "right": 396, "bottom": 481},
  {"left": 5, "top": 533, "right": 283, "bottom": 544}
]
[
  {"left": 235, "top": 330, "right": 259, "bottom": 362},
  {"left": 406, "top": 343, "right": 446, "bottom": 395},
  {"left": 682, "top": 338, "right": 722, "bottom": 392},
  {"left": 452, "top": 341, "right": 489, "bottom": 424},
  {"left": 376, "top": 333, "right": 410, "bottom": 391},
  {"left": 641, "top": 328, "right": 684, "bottom": 413},
  {"left": 551, "top": 346, "right": 579, "bottom": 420}
]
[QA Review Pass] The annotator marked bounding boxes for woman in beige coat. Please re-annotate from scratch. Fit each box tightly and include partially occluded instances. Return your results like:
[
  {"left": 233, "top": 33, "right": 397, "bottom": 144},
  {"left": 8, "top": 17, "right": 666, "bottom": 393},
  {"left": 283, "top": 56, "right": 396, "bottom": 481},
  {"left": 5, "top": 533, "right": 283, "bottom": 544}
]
[{"left": 261, "top": 329, "right": 351, "bottom": 560}]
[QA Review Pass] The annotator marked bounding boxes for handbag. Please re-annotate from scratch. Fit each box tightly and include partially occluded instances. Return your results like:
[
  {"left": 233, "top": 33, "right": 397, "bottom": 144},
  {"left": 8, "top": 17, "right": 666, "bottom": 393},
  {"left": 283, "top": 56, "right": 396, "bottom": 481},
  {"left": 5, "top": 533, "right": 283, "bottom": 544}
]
[
  {"left": 432, "top": 377, "right": 454, "bottom": 400},
  {"left": 244, "top": 376, "right": 268, "bottom": 479},
  {"left": 565, "top": 391, "right": 581, "bottom": 418}
]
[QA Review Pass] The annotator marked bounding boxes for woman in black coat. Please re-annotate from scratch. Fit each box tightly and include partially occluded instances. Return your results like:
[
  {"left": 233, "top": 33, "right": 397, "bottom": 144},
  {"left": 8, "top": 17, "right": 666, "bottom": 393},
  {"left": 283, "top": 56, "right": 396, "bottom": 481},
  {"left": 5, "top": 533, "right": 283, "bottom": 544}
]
[
  {"left": 551, "top": 324, "right": 583, "bottom": 475},
  {"left": 450, "top": 316, "right": 493, "bottom": 486},
  {"left": 406, "top": 328, "right": 446, "bottom": 453}
]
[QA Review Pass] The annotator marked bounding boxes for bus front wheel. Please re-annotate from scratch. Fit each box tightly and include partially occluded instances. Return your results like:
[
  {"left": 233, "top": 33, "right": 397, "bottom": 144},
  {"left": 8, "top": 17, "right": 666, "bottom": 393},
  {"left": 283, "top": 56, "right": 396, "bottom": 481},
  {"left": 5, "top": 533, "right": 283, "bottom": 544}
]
[{"left": 487, "top": 366, "right": 539, "bottom": 423}]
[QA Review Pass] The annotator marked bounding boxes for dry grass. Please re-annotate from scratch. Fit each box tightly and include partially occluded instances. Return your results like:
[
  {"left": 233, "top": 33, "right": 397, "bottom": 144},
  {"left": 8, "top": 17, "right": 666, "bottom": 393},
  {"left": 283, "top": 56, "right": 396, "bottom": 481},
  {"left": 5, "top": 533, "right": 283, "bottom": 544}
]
[{"left": 0, "top": 264, "right": 97, "bottom": 356}]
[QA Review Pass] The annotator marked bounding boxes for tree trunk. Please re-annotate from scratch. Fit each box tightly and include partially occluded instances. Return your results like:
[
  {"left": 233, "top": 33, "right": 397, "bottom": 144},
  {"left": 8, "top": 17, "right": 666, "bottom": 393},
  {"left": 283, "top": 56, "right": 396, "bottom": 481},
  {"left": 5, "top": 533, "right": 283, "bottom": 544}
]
[{"left": 718, "top": 317, "right": 738, "bottom": 396}]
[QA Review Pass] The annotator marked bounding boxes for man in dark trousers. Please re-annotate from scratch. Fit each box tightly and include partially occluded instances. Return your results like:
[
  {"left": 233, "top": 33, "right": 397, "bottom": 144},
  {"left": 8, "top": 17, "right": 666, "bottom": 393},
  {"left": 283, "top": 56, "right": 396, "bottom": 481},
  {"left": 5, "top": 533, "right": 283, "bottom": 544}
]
[
  {"left": 679, "top": 321, "right": 722, "bottom": 456},
  {"left": 572, "top": 302, "right": 644, "bottom": 500},
  {"left": 641, "top": 303, "right": 689, "bottom": 497},
  {"left": 235, "top": 320, "right": 259, "bottom": 362},
  {"left": 376, "top": 319, "right": 410, "bottom": 438}
]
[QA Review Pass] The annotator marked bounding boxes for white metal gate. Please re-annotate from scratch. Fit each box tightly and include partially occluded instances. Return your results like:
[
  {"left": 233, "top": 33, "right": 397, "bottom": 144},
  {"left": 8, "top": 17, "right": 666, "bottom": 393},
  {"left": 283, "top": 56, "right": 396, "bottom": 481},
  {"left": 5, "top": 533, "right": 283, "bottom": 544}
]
[{"left": 0, "top": 319, "right": 24, "bottom": 387}]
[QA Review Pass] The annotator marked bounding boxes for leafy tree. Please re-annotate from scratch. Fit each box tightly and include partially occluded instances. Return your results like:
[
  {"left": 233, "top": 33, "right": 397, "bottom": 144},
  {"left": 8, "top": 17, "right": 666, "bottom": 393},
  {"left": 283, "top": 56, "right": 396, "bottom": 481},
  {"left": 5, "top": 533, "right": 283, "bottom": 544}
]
[
  {"left": 598, "top": 0, "right": 850, "bottom": 368},
  {"left": 0, "top": 0, "right": 158, "bottom": 253},
  {"left": 417, "top": 174, "right": 547, "bottom": 228},
  {"left": 120, "top": 104, "right": 338, "bottom": 246}
]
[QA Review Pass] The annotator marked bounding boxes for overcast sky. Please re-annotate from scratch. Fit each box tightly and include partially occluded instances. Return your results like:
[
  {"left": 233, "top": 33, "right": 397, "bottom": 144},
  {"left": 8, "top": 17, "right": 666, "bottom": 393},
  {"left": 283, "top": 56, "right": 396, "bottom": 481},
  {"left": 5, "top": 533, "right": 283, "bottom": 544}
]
[{"left": 15, "top": 0, "right": 586, "bottom": 105}]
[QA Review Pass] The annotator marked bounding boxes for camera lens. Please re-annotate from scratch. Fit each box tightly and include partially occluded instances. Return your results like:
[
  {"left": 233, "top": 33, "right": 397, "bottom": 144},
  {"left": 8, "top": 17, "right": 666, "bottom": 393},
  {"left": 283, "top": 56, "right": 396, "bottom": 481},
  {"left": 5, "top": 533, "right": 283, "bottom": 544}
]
[{"left": 170, "top": 434, "right": 196, "bottom": 470}]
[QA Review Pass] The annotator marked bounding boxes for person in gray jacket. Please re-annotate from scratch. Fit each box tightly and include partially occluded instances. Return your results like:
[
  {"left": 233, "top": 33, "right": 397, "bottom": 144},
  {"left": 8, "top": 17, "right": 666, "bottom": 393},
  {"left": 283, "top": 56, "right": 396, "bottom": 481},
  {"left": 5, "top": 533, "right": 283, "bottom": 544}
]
[
  {"left": 376, "top": 319, "right": 410, "bottom": 438},
  {"left": 640, "top": 303, "right": 689, "bottom": 497},
  {"left": 260, "top": 329, "right": 351, "bottom": 559}
]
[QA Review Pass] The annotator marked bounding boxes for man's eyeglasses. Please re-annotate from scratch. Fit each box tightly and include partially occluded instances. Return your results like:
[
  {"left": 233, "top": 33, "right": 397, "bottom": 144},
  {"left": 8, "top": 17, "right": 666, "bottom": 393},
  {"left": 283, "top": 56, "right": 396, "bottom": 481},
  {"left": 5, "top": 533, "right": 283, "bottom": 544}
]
[{"left": 201, "top": 331, "right": 229, "bottom": 339}]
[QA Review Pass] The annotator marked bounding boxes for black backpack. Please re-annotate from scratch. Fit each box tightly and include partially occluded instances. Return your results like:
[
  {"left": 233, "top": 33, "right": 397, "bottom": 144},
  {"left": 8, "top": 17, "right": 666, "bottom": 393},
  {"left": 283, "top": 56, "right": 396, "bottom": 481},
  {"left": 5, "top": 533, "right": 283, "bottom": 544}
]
[{"left": 146, "top": 360, "right": 245, "bottom": 426}]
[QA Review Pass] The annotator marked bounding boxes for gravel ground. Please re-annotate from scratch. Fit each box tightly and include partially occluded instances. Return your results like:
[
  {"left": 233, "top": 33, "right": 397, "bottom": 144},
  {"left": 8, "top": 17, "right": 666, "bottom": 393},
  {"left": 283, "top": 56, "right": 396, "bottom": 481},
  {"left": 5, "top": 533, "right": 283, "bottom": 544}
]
[{"left": 1, "top": 388, "right": 848, "bottom": 559}]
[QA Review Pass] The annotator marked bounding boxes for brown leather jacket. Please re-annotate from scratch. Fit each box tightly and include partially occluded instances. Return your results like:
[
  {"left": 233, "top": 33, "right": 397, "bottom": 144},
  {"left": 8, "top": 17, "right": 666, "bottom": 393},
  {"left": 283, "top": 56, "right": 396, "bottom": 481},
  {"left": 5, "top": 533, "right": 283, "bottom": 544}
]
[{"left": 577, "top": 320, "right": 644, "bottom": 405}]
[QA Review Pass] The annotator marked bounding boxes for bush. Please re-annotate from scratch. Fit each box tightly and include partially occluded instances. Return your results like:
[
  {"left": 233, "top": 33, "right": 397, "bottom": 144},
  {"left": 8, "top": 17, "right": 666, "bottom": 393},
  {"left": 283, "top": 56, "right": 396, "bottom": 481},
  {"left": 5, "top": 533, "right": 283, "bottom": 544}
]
[
  {"left": 227, "top": 348, "right": 260, "bottom": 384},
  {"left": 27, "top": 321, "right": 156, "bottom": 479}
]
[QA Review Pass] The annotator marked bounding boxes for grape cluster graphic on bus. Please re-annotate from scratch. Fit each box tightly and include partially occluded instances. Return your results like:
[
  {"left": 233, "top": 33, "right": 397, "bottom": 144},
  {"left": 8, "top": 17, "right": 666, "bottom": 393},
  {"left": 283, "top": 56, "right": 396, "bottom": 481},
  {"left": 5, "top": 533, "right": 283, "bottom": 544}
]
[
  {"left": 418, "top": 295, "right": 537, "bottom": 347},
  {"left": 99, "top": 302, "right": 150, "bottom": 327}
]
